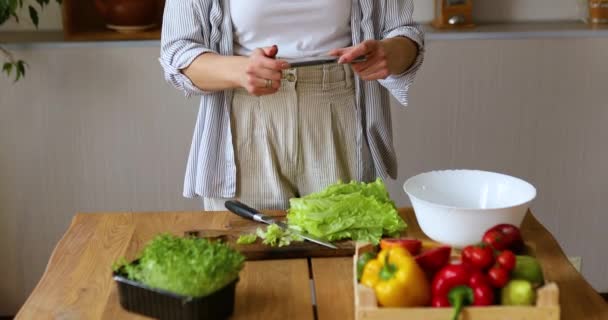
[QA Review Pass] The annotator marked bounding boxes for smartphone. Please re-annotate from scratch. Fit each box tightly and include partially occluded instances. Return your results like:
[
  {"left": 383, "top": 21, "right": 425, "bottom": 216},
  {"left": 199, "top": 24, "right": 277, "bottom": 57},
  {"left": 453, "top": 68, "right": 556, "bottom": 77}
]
[{"left": 285, "top": 55, "right": 367, "bottom": 68}]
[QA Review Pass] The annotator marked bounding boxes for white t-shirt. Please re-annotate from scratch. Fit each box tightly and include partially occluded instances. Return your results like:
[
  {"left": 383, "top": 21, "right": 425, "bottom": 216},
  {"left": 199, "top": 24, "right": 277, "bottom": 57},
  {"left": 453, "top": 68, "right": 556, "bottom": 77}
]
[{"left": 230, "top": 0, "right": 352, "bottom": 59}]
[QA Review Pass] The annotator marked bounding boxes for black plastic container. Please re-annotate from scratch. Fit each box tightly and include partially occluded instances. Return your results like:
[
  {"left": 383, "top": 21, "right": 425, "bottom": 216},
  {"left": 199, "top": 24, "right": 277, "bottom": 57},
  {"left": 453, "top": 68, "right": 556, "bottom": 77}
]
[{"left": 113, "top": 270, "right": 238, "bottom": 320}]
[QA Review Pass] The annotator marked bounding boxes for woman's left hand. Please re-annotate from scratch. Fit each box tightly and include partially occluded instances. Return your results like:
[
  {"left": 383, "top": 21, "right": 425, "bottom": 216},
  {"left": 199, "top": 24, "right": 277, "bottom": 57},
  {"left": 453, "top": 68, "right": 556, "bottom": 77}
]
[{"left": 329, "top": 38, "right": 417, "bottom": 81}]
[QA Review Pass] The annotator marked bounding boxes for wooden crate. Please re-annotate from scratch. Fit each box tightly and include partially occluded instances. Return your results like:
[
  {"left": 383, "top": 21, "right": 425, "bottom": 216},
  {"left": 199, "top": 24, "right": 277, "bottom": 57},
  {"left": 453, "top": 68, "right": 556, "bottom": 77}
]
[
  {"left": 353, "top": 243, "right": 560, "bottom": 320},
  {"left": 61, "top": 0, "right": 164, "bottom": 41}
]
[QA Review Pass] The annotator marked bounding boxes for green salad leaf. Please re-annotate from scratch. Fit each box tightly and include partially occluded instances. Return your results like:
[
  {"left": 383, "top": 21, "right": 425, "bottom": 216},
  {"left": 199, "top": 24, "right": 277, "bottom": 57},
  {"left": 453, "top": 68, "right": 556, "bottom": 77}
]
[
  {"left": 287, "top": 179, "right": 406, "bottom": 244},
  {"left": 256, "top": 224, "right": 303, "bottom": 247},
  {"left": 114, "top": 234, "right": 245, "bottom": 297},
  {"left": 236, "top": 234, "right": 257, "bottom": 245}
]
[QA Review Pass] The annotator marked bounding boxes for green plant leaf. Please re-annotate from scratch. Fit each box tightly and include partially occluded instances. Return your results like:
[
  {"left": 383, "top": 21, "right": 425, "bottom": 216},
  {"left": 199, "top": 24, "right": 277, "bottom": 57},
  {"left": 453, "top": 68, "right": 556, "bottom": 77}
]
[
  {"left": 3, "top": 63, "right": 13, "bottom": 77},
  {"left": 17, "top": 60, "right": 26, "bottom": 74},
  {"left": 0, "top": 1, "right": 15, "bottom": 25},
  {"left": 15, "top": 60, "right": 26, "bottom": 81},
  {"left": 2, "top": 0, "right": 62, "bottom": 81},
  {"left": 1, "top": 0, "right": 20, "bottom": 23},
  {"left": 28, "top": 5, "right": 38, "bottom": 28}
]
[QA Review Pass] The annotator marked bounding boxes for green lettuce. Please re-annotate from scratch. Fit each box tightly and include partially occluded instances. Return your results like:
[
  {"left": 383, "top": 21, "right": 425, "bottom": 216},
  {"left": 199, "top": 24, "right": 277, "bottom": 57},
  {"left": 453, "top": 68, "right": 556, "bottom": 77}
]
[
  {"left": 114, "top": 234, "right": 245, "bottom": 297},
  {"left": 287, "top": 179, "right": 406, "bottom": 244},
  {"left": 236, "top": 234, "right": 257, "bottom": 245},
  {"left": 256, "top": 224, "right": 303, "bottom": 247}
]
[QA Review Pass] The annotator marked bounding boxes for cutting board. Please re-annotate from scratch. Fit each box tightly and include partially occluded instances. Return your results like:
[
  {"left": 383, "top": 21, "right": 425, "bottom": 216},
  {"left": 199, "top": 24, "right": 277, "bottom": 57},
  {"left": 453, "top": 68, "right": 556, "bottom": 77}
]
[{"left": 184, "top": 228, "right": 356, "bottom": 261}]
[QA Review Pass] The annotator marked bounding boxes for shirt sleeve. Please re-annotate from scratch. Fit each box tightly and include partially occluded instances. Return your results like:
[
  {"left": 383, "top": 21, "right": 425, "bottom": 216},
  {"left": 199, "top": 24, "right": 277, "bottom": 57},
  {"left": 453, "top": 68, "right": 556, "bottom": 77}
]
[
  {"left": 377, "top": 0, "right": 425, "bottom": 106},
  {"left": 159, "top": 0, "right": 217, "bottom": 97}
]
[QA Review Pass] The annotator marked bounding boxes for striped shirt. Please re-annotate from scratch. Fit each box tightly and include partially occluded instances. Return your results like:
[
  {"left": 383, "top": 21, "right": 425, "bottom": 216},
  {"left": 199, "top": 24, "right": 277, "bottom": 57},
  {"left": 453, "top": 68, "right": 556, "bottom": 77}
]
[{"left": 159, "top": 0, "right": 425, "bottom": 199}]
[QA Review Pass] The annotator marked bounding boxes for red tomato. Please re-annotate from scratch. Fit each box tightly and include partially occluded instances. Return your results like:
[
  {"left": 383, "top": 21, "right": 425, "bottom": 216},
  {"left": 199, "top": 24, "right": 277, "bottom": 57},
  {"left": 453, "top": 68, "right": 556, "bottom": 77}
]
[
  {"left": 379, "top": 238, "right": 422, "bottom": 255},
  {"left": 496, "top": 250, "right": 516, "bottom": 271},
  {"left": 461, "top": 244, "right": 495, "bottom": 270},
  {"left": 481, "top": 230, "right": 505, "bottom": 250},
  {"left": 482, "top": 224, "right": 524, "bottom": 253},
  {"left": 488, "top": 267, "right": 510, "bottom": 288}
]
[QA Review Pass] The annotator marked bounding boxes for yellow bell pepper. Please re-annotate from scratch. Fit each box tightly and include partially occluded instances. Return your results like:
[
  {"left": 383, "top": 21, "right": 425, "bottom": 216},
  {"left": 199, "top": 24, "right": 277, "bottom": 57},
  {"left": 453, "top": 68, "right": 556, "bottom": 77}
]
[{"left": 360, "top": 247, "right": 431, "bottom": 307}]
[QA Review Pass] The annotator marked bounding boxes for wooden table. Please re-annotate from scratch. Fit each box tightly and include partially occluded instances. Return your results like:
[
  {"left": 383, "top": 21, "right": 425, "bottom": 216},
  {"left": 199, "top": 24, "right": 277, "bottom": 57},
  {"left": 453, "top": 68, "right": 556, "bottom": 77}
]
[{"left": 16, "top": 209, "right": 607, "bottom": 320}]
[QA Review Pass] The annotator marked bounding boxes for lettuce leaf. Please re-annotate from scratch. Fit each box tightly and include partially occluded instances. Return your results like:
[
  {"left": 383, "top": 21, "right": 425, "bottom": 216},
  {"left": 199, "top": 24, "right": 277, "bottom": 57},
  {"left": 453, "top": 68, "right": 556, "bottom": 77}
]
[
  {"left": 287, "top": 179, "right": 406, "bottom": 244},
  {"left": 256, "top": 224, "right": 303, "bottom": 247},
  {"left": 114, "top": 234, "right": 245, "bottom": 297},
  {"left": 236, "top": 234, "right": 257, "bottom": 245}
]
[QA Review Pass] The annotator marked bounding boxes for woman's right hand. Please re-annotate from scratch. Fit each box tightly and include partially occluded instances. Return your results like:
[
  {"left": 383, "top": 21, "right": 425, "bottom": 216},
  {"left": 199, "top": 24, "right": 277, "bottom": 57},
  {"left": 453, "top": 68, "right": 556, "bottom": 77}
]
[{"left": 241, "top": 45, "right": 289, "bottom": 96}]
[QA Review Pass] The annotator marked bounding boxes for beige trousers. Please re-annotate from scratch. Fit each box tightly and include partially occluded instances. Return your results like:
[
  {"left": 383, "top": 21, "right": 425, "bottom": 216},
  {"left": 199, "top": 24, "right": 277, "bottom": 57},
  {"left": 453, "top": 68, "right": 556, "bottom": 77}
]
[{"left": 204, "top": 63, "right": 373, "bottom": 211}]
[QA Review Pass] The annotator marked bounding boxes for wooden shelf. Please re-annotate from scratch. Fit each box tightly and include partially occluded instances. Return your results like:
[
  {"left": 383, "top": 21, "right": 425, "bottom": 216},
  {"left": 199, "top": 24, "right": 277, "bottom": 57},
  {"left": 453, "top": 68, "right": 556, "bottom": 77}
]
[
  {"left": 424, "top": 21, "right": 608, "bottom": 40},
  {"left": 3, "top": 21, "right": 608, "bottom": 49},
  {"left": 64, "top": 28, "right": 161, "bottom": 42}
]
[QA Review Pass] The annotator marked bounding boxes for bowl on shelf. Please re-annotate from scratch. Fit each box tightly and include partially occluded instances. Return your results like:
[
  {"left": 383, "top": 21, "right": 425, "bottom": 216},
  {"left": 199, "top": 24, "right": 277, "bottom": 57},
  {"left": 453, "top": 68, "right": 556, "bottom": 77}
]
[
  {"left": 94, "top": 0, "right": 164, "bottom": 33},
  {"left": 403, "top": 169, "right": 536, "bottom": 248}
]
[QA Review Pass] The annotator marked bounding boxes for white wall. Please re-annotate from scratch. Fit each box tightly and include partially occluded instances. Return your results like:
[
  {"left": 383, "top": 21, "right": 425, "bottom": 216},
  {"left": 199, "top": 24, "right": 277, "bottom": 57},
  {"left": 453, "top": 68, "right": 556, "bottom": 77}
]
[
  {"left": 0, "top": 0, "right": 587, "bottom": 32},
  {"left": 1, "top": 37, "right": 607, "bottom": 315},
  {"left": 0, "top": 46, "right": 203, "bottom": 314}
]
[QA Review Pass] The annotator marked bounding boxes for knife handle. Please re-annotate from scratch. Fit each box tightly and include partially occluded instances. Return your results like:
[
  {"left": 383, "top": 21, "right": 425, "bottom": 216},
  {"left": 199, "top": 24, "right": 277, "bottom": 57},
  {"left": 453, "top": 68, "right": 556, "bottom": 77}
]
[{"left": 225, "top": 200, "right": 267, "bottom": 223}]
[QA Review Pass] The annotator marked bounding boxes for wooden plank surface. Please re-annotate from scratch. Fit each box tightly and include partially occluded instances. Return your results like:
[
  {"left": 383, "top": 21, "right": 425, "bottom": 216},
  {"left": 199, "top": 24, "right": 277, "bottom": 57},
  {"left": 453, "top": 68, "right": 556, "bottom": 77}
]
[
  {"left": 16, "top": 208, "right": 608, "bottom": 320},
  {"left": 100, "top": 259, "right": 313, "bottom": 320},
  {"left": 16, "top": 211, "right": 314, "bottom": 320},
  {"left": 311, "top": 257, "right": 354, "bottom": 320},
  {"left": 232, "top": 259, "right": 313, "bottom": 320}
]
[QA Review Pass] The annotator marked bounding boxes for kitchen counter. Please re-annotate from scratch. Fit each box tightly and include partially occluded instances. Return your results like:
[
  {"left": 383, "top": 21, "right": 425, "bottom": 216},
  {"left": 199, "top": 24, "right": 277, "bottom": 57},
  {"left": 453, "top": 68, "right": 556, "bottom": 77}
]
[{"left": 16, "top": 208, "right": 608, "bottom": 319}]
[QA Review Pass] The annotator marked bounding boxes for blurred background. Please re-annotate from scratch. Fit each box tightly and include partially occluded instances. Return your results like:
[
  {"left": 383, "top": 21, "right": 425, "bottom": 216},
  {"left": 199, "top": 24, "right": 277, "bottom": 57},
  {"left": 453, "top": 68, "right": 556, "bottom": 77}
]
[{"left": 1, "top": 0, "right": 607, "bottom": 316}]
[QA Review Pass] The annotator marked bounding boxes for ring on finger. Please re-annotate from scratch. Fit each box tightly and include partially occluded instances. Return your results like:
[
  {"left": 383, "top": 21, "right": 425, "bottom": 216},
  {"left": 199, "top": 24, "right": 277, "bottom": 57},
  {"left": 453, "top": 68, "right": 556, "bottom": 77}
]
[{"left": 265, "top": 79, "right": 273, "bottom": 89}]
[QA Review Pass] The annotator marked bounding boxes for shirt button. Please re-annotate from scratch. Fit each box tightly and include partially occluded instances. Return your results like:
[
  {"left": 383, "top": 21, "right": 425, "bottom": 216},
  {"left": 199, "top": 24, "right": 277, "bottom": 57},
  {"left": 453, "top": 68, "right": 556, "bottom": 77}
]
[{"left": 286, "top": 74, "right": 296, "bottom": 82}]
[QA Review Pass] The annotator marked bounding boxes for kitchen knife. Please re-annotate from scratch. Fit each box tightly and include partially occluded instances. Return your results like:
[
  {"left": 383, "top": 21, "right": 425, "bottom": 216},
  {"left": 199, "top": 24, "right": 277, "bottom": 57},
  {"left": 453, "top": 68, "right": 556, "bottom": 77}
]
[
  {"left": 285, "top": 55, "right": 367, "bottom": 68},
  {"left": 225, "top": 200, "right": 337, "bottom": 249}
]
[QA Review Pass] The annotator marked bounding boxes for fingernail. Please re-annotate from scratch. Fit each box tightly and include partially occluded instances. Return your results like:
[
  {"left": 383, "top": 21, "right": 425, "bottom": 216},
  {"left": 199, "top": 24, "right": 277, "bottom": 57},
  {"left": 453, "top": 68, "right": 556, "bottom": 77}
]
[
  {"left": 281, "top": 62, "right": 290, "bottom": 68},
  {"left": 338, "top": 57, "right": 345, "bottom": 64}
]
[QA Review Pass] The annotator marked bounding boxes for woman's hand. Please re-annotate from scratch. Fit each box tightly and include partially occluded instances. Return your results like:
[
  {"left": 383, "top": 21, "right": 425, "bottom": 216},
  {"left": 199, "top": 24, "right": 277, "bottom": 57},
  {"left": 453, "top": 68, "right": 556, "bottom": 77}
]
[
  {"left": 329, "top": 38, "right": 418, "bottom": 81},
  {"left": 240, "top": 45, "right": 289, "bottom": 96}
]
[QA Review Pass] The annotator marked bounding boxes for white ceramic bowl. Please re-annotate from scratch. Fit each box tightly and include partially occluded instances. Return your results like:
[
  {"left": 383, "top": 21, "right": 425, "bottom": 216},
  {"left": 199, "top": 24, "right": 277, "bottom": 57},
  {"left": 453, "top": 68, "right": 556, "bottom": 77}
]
[{"left": 403, "top": 170, "right": 536, "bottom": 248}]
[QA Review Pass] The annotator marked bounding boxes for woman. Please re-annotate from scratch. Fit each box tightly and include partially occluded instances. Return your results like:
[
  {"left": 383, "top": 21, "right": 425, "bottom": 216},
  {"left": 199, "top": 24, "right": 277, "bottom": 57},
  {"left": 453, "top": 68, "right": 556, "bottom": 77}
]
[{"left": 160, "top": 0, "right": 424, "bottom": 210}]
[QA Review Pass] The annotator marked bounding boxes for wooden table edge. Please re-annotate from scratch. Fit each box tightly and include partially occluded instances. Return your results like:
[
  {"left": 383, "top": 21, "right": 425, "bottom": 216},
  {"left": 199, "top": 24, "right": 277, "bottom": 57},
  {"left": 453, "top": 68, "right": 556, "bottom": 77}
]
[{"left": 15, "top": 208, "right": 608, "bottom": 320}]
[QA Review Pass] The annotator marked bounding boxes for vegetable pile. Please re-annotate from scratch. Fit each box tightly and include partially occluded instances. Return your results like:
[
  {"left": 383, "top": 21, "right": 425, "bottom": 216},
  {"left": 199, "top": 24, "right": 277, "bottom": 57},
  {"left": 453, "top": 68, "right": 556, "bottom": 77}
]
[
  {"left": 357, "top": 223, "right": 547, "bottom": 317},
  {"left": 113, "top": 234, "right": 245, "bottom": 297},
  {"left": 287, "top": 179, "right": 406, "bottom": 244},
  {"left": 431, "top": 224, "right": 544, "bottom": 319}
]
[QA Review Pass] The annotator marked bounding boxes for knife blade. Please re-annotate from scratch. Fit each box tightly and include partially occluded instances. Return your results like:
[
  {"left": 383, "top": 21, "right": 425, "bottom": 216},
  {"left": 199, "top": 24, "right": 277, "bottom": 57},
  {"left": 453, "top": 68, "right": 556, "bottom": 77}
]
[{"left": 224, "top": 200, "right": 337, "bottom": 249}]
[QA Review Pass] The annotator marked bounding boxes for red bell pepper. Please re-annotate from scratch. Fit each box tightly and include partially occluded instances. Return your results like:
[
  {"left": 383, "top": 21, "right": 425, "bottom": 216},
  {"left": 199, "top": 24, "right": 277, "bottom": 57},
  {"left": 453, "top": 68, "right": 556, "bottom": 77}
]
[
  {"left": 414, "top": 245, "right": 452, "bottom": 275},
  {"left": 432, "top": 263, "right": 494, "bottom": 320},
  {"left": 380, "top": 238, "right": 422, "bottom": 255}
]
